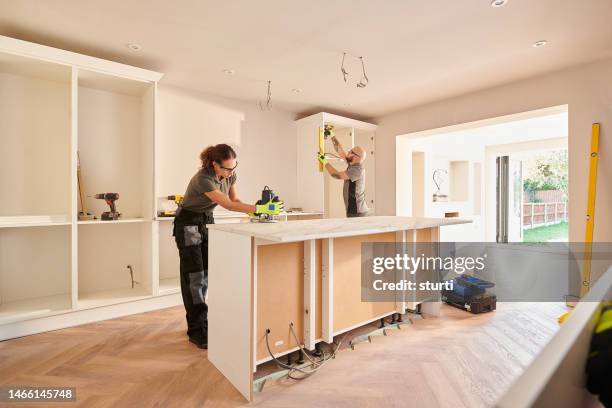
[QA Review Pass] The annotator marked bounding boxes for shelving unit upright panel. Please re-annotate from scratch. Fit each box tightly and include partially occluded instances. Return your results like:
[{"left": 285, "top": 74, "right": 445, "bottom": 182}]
[{"left": 158, "top": 221, "right": 180, "bottom": 294}]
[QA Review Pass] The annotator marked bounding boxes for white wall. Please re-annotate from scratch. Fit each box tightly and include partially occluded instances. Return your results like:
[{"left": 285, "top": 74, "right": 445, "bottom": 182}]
[
  {"left": 375, "top": 57, "right": 612, "bottom": 243},
  {"left": 157, "top": 84, "right": 297, "bottom": 209}
]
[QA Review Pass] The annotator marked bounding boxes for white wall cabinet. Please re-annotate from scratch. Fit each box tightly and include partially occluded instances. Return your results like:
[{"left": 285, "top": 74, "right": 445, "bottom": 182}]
[
  {"left": 0, "top": 35, "right": 189, "bottom": 340},
  {"left": 295, "top": 113, "right": 377, "bottom": 217}
]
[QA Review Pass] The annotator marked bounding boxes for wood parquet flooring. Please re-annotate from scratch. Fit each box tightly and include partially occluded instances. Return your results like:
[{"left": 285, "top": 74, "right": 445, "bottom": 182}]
[{"left": 0, "top": 303, "right": 565, "bottom": 408}]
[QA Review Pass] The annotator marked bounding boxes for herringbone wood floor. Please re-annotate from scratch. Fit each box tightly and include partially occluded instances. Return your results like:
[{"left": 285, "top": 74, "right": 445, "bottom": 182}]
[{"left": 0, "top": 303, "right": 565, "bottom": 408}]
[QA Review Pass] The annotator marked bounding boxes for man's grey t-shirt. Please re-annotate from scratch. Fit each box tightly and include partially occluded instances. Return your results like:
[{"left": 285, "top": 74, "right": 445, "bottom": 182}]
[
  {"left": 181, "top": 167, "right": 237, "bottom": 213},
  {"left": 343, "top": 163, "right": 368, "bottom": 215}
]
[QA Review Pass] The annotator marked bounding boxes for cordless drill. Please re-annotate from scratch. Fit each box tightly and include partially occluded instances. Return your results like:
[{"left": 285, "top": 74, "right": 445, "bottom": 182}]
[
  {"left": 93, "top": 193, "right": 121, "bottom": 220},
  {"left": 158, "top": 195, "right": 183, "bottom": 217}
]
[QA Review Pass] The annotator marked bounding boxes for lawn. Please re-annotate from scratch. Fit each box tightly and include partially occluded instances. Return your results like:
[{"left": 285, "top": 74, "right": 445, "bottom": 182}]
[{"left": 523, "top": 221, "right": 568, "bottom": 242}]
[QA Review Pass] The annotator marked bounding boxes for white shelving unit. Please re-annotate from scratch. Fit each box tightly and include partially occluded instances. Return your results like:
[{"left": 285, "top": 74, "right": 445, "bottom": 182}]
[
  {"left": 158, "top": 221, "right": 180, "bottom": 294},
  {"left": 0, "top": 35, "right": 182, "bottom": 341},
  {"left": 295, "top": 113, "right": 377, "bottom": 217}
]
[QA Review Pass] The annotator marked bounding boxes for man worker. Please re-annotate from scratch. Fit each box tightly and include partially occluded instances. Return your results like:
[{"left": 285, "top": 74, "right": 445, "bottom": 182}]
[{"left": 317, "top": 133, "right": 369, "bottom": 217}]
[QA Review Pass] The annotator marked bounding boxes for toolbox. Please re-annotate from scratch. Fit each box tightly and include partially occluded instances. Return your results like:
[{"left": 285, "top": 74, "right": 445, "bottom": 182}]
[
  {"left": 442, "top": 274, "right": 496, "bottom": 314},
  {"left": 452, "top": 274, "right": 495, "bottom": 297},
  {"left": 442, "top": 290, "right": 497, "bottom": 314}
]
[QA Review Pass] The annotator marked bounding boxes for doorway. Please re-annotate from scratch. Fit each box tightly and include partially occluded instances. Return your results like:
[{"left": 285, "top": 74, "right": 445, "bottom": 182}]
[
  {"left": 395, "top": 105, "right": 569, "bottom": 243},
  {"left": 497, "top": 149, "right": 569, "bottom": 243}
]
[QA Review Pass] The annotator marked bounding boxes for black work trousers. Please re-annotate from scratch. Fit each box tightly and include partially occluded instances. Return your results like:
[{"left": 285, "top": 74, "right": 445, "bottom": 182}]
[{"left": 173, "top": 208, "right": 214, "bottom": 337}]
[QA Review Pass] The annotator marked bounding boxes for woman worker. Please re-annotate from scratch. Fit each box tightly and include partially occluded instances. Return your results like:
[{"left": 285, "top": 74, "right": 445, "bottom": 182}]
[{"left": 173, "top": 144, "right": 283, "bottom": 349}]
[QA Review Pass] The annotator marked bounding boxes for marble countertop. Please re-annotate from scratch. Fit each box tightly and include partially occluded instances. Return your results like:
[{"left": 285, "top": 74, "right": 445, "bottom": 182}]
[
  {"left": 213, "top": 209, "right": 323, "bottom": 219},
  {"left": 155, "top": 210, "right": 323, "bottom": 221},
  {"left": 206, "top": 216, "right": 470, "bottom": 242}
]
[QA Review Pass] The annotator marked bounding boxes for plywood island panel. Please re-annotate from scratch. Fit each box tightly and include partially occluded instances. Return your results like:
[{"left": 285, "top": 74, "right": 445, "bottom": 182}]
[{"left": 331, "top": 232, "right": 398, "bottom": 335}]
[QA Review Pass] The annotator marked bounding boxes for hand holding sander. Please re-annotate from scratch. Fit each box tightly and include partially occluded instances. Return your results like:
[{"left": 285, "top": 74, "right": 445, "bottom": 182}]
[{"left": 250, "top": 186, "right": 284, "bottom": 223}]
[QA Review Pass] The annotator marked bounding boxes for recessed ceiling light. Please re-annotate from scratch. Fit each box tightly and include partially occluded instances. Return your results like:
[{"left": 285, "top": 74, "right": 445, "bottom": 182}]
[
  {"left": 491, "top": 0, "right": 507, "bottom": 7},
  {"left": 533, "top": 40, "right": 548, "bottom": 48},
  {"left": 291, "top": 88, "right": 302, "bottom": 93},
  {"left": 127, "top": 43, "right": 142, "bottom": 51},
  {"left": 223, "top": 69, "right": 235, "bottom": 75}
]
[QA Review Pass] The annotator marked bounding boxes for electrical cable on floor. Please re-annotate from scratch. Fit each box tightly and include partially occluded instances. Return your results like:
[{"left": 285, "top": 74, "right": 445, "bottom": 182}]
[
  {"left": 288, "top": 324, "right": 320, "bottom": 367},
  {"left": 265, "top": 322, "right": 351, "bottom": 381},
  {"left": 264, "top": 329, "right": 319, "bottom": 380}
]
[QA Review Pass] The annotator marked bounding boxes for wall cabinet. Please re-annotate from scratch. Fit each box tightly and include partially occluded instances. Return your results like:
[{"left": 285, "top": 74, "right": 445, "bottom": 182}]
[{"left": 295, "top": 113, "right": 377, "bottom": 217}]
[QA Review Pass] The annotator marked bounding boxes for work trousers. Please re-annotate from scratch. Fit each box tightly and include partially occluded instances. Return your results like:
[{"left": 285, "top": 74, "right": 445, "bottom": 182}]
[{"left": 173, "top": 208, "right": 214, "bottom": 337}]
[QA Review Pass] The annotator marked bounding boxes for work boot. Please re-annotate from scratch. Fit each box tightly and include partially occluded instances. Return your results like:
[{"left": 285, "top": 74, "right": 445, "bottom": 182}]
[{"left": 189, "top": 331, "right": 208, "bottom": 349}]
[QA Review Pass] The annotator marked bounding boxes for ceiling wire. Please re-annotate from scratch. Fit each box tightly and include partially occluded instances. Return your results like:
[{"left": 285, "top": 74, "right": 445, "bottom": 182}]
[
  {"left": 357, "top": 56, "right": 369, "bottom": 88},
  {"left": 341, "top": 52, "right": 349, "bottom": 82},
  {"left": 258, "top": 80, "right": 272, "bottom": 111},
  {"left": 340, "top": 52, "right": 369, "bottom": 88}
]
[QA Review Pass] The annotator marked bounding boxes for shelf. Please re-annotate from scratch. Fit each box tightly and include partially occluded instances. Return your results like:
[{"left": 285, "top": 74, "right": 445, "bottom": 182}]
[
  {"left": 0, "top": 215, "right": 71, "bottom": 229},
  {"left": 78, "top": 218, "right": 147, "bottom": 225},
  {"left": 159, "top": 277, "right": 180, "bottom": 295},
  {"left": 0, "top": 294, "right": 72, "bottom": 325},
  {"left": 78, "top": 287, "right": 152, "bottom": 310}
]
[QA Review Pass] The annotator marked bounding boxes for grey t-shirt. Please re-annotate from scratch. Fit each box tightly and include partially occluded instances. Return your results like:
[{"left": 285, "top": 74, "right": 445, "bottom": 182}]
[
  {"left": 343, "top": 163, "right": 368, "bottom": 215},
  {"left": 181, "top": 167, "right": 237, "bottom": 213}
]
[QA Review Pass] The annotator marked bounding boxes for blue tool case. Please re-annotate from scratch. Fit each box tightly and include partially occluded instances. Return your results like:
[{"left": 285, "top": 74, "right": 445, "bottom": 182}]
[
  {"left": 452, "top": 275, "right": 495, "bottom": 297},
  {"left": 442, "top": 275, "right": 496, "bottom": 314}
]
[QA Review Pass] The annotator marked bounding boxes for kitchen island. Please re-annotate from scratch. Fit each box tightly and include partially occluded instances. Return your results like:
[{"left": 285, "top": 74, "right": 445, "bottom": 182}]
[{"left": 206, "top": 216, "right": 470, "bottom": 401}]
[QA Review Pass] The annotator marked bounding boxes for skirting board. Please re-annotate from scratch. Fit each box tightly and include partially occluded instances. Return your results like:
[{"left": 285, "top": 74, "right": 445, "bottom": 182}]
[{"left": 0, "top": 293, "right": 182, "bottom": 341}]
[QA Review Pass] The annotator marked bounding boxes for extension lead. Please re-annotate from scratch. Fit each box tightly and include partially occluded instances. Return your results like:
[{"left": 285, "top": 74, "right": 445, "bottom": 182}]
[{"left": 264, "top": 323, "right": 348, "bottom": 381}]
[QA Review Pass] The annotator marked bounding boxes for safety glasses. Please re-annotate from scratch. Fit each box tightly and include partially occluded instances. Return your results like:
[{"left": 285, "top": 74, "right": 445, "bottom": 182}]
[{"left": 220, "top": 161, "right": 238, "bottom": 171}]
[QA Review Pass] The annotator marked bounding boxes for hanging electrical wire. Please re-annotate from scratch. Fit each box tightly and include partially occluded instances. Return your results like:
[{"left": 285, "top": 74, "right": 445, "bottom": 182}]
[
  {"left": 339, "top": 52, "right": 370, "bottom": 88},
  {"left": 340, "top": 52, "right": 349, "bottom": 82},
  {"left": 356, "top": 56, "right": 369, "bottom": 88},
  {"left": 258, "top": 80, "right": 272, "bottom": 111}
]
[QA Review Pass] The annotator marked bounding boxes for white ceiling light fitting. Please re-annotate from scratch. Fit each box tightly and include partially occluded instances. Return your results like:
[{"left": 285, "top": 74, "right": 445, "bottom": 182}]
[
  {"left": 490, "top": 0, "right": 507, "bottom": 7},
  {"left": 291, "top": 88, "right": 302, "bottom": 94},
  {"left": 127, "top": 43, "right": 142, "bottom": 51},
  {"left": 533, "top": 40, "right": 548, "bottom": 48},
  {"left": 222, "top": 69, "right": 235, "bottom": 75}
]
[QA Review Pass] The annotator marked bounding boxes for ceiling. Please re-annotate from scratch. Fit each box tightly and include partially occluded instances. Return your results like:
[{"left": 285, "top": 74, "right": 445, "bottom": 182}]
[{"left": 1, "top": 0, "right": 611, "bottom": 120}]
